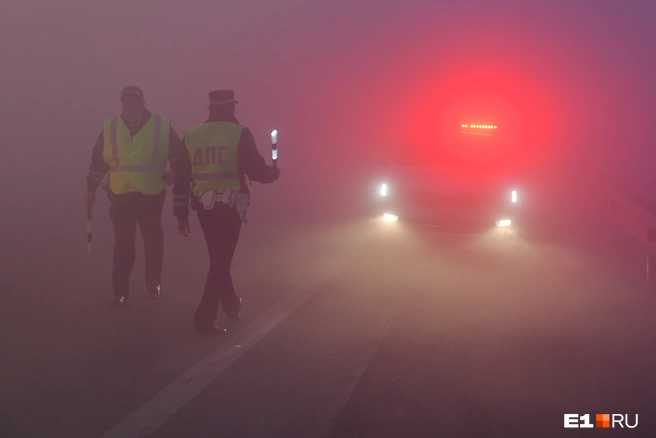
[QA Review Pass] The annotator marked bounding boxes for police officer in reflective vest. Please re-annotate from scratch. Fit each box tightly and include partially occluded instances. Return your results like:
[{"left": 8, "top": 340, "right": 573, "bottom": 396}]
[
  {"left": 173, "top": 90, "right": 280, "bottom": 336},
  {"left": 83, "top": 86, "right": 187, "bottom": 307}
]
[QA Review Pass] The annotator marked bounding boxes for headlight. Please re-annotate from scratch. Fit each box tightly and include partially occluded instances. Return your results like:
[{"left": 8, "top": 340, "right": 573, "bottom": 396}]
[
  {"left": 380, "top": 183, "right": 388, "bottom": 197},
  {"left": 511, "top": 190, "right": 517, "bottom": 203}
]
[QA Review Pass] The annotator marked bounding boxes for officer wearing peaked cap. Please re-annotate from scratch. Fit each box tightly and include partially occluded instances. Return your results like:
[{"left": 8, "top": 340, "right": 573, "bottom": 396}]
[
  {"left": 83, "top": 86, "right": 188, "bottom": 307},
  {"left": 173, "top": 90, "right": 280, "bottom": 336}
]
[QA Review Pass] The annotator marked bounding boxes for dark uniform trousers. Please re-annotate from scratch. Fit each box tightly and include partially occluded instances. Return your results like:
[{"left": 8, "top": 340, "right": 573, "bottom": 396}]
[
  {"left": 109, "top": 190, "right": 165, "bottom": 297},
  {"left": 195, "top": 201, "right": 243, "bottom": 327}
]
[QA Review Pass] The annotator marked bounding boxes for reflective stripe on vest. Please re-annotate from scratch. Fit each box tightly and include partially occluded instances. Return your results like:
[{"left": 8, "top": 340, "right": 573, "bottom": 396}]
[
  {"left": 102, "top": 114, "right": 170, "bottom": 195},
  {"left": 172, "top": 193, "right": 189, "bottom": 207},
  {"left": 109, "top": 165, "right": 164, "bottom": 173},
  {"left": 184, "top": 121, "right": 243, "bottom": 197},
  {"left": 192, "top": 171, "right": 239, "bottom": 180}
]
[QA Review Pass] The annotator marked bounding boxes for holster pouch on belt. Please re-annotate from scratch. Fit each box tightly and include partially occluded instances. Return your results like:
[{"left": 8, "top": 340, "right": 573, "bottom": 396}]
[
  {"left": 222, "top": 187, "right": 233, "bottom": 205},
  {"left": 200, "top": 189, "right": 248, "bottom": 222},
  {"left": 199, "top": 191, "right": 218, "bottom": 210},
  {"left": 231, "top": 192, "right": 250, "bottom": 223}
]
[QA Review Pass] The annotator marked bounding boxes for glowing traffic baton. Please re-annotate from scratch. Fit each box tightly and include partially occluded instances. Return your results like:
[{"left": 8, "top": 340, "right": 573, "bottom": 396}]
[
  {"left": 87, "top": 209, "right": 92, "bottom": 254},
  {"left": 271, "top": 129, "right": 278, "bottom": 172}
]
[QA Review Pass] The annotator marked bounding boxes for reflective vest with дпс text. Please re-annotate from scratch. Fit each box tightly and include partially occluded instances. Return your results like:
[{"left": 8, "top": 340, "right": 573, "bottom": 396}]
[
  {"left": 102, "top": 114, "right": 170, "bottom": 195},
  {"left": 185, "top": 121, "right": 242, "bottom": 198}
]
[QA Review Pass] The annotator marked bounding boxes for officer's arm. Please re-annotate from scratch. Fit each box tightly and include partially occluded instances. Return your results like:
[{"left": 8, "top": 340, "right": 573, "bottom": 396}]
[
  {"left": 238, "top": 128, "right": 276, "bottom": 184},
  {"left": 167, "top": 125, "right": 185, "bottom": 164},
  {"left": 171, "top": 131, "right": 191, "bottom": 221},
  {"left": 86, "top": 130, "right": 109, "bottom": 192}
]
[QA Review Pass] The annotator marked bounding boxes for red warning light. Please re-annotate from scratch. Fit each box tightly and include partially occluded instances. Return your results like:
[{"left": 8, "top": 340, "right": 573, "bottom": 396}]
[{"left": 404, "top": 64, "right": 553, "bottom": 174}]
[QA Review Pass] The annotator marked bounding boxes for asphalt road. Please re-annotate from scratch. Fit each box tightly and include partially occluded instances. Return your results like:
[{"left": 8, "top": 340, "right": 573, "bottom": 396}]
[{"left": 1, "top": 173, "right": 655, "bottom": 438}]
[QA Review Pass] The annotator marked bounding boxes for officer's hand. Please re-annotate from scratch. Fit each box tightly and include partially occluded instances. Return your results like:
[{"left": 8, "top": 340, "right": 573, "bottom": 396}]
[
  {"left": 177, "top": 219, "right": 190, "bottom": 237},
  {"left": 162, "top": 169, "right": 175, "bottom": 186},
  {"left": 83, "top": 190, "right": 96, "bottom": 211}
]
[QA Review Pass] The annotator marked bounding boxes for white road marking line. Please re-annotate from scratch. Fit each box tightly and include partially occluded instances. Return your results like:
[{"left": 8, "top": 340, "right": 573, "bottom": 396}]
[
  {"left": 311, "top": 319, "right": 392, "bottom": 438},
  {"left": 100, "top": 252, "right": 356, "bottom": 438}
]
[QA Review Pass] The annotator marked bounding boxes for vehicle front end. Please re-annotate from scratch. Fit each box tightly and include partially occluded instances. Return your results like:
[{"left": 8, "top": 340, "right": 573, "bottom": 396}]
[
  {"left": 376, "top": 179, "right": 519, "bottom": 228},
  {"left": 374, "top": 123, "right": 523, "bottom": 230}
]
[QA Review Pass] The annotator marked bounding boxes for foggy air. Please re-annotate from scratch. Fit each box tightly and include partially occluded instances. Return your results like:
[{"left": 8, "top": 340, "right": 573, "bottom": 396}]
[{"left": 1, "top": 0, "right": 655, "bottom": 436}]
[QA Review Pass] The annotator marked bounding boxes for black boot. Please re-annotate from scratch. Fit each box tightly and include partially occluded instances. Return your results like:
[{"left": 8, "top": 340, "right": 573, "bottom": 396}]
[
  {"left": 111, "top": 296, "right": 129, "bottom": 308},
  {"left": 147, "top": 285, "right": 161, "bottom": 299},
  {"left": 224, "top": 296, "right": 243, "bottom": 323},
  {"left": 194, "top": 322, "right": 227, "bottom": 336}
]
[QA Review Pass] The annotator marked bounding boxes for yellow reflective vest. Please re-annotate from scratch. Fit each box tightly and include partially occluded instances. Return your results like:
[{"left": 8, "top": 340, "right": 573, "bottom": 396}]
[
  {"left": 184, "top": 121, "right": 242, "bottom": 197},
  {"left": 102, "top": 114, "right": 170, "bottom": 195}
]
